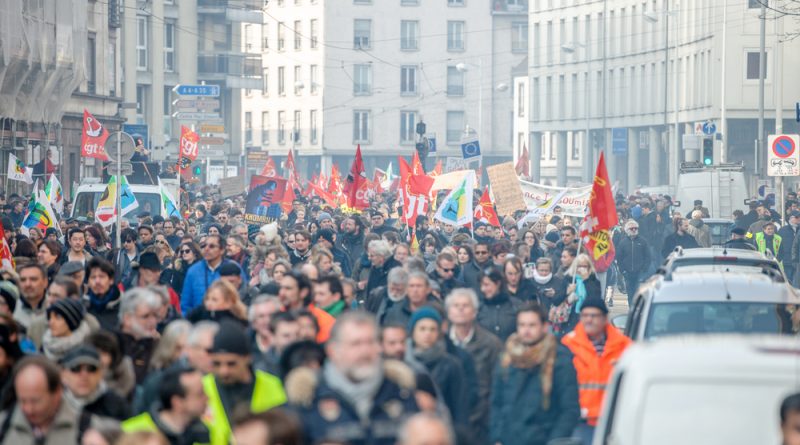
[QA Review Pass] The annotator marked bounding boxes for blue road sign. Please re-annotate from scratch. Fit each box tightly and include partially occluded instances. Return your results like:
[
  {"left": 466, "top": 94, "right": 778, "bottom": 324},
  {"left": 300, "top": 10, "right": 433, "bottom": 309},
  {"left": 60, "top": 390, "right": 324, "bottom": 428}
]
[
  {"left": 461, "top": 138, "right": 481, "bottom": 160},
  {"left": 173, "top": 84, "right": 220, "bottom": 97},
  {"left": 612, "top": 128, "right": 628, "bottom": 155},
  {"left": 428, "top": 137, "right": 437, "bottom": 153},
  {"left": 796, "top": 102, "right": 800, "bottom": 122},
  {"left": 702, "top": 121, "right": 716, "bottom": 135}
]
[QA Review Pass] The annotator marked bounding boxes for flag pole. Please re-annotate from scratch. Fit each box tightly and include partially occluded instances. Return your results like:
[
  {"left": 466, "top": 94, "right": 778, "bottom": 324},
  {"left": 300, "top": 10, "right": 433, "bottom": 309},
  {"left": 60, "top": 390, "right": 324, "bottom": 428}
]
[{"left": 115, "top": 132, "right": 122, "bottom": 251}]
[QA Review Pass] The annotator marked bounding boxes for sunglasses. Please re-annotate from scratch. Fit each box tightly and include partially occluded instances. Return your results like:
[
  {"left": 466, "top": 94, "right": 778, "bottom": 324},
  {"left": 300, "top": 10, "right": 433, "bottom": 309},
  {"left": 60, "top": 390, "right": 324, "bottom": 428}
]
[
  {"left": 156, "top": 240, "right": 167, "bottom": 244},
  {"left": 475, "top": 251, "right": 489, "bottom": 255},
  {"left": 440, "top": 267, "right": 455, "bottom": 272},
  {"left": 180, "top": 249, "right": 192, "bottom": 254},
  {"left": 69, "top": 364, "right": 98, "bottom": 373}
]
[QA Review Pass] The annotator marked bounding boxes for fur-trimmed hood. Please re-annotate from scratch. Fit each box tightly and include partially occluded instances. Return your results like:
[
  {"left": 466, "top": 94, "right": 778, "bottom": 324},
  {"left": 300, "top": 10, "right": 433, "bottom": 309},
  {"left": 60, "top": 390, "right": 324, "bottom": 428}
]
[{"left": 285, "top": 359, "right": 415, "bottom": 407}]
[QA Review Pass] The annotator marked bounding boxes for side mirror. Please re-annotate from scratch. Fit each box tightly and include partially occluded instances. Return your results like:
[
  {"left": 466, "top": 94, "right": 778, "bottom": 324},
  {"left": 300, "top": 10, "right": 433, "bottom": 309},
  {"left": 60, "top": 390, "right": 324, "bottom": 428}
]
[{"left": 611, "top": 314, "right": 628, "bottom": 331}]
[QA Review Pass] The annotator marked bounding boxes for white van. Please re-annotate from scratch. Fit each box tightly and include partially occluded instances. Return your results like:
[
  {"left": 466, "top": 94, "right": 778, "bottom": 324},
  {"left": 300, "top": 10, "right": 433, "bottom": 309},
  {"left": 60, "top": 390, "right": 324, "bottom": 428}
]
[
  {"left": 70, "top": 177, "right": 180, "bottom": 226},
  {"left": 675, "top": 162, "right": 749, "bottom": 219},
  {"left": 593, "top": 335, "right": 800, "bottom": 445}
]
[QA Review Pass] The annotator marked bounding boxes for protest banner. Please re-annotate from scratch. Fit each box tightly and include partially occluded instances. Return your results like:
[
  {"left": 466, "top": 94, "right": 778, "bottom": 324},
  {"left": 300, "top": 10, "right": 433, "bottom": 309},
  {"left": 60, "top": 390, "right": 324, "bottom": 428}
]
[
  {"left": 444, "top": 157, "right": 467, "bottom": 173},
  {"left": 486, "top": 162, "right": 527, "bottom": 217},
  {"left": 244, "top": 176, "right": 286, "bottom": 224},
  {"left": 518, "top": 180, "right": 592, "bottom": 216},
  {"left": 219, "top": 176, "right": 243, "bottom": 198}
]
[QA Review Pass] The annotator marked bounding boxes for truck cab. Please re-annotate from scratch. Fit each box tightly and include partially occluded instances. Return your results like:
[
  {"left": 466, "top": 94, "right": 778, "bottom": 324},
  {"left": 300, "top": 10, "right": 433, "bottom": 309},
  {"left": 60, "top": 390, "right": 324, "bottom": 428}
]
[{"left": 70, "top": 176, "right": 180, "bottom": 227}]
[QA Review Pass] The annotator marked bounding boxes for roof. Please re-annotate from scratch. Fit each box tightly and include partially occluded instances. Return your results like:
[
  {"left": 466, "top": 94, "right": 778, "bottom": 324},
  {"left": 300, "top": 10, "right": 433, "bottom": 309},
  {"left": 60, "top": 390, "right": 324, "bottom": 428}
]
[
  {"left": 669, "top": 247, "right": 768, "bottom": 260},
  {"left": 617, "top": 334, "right": 800, "bottom": 378},
  {"left": 701, "top": 218, "right": 734, "bottom": 225},
  {"left": 649, "top": 271, "right": 799, "bottom": 303}
]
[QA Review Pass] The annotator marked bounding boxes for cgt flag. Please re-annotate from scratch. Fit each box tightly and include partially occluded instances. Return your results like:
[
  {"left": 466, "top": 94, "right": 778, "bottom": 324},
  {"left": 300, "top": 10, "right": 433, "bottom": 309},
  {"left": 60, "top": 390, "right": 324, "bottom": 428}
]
[
  {"left": 260, "top": 156, "right": 277, "bottom": 177},
  {"left": 343, "top": 145, "right": 369, "bottom": 209},
  {"left": 178, "top": 126, "right": 200, "bottom": 173},
  {"left": 580, "top": 152, "right": 619, "bottom": 260},
  {"left": 474, "top": 186, "right": 500, "bottom": 227},
  {"left": 81, "top": 109, "right": 110, "bottom": 161}
]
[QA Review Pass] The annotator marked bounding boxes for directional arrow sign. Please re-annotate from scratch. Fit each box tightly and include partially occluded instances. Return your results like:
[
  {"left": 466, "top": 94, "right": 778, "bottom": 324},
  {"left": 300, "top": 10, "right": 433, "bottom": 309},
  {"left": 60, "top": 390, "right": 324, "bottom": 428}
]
[
  {"left": 172, "top": 112, "right": 221, "bottom": 121},
  {"left": 195, "top": 99, "right": 220, "bottom": 110},
  {"left": 173, "top": 99, "right": 198, "bottom": 108},
  {"left": 200, "top": 124, "right": 225, "bottom": 133},
  {"left": 200, "top": 137, "right": 226, "bottom": 145},
  {"left": 173, "top": 84, "right": 220, "bottom": 97}
]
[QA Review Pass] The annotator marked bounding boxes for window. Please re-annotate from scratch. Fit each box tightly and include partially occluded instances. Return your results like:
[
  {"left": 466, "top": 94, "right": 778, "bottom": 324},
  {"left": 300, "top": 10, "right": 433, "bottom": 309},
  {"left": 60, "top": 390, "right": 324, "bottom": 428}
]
[
  {"left": 447, "top": 66, "right": 464, "bottom": 96},
  {"left": 400, "top": 66, "right": 417, "bottom": 95},
  {"left": 353, "top": 110, "right": 371, "bottom": 143},
  {"left": 310, "top": 65, "right": 318, "bottom": 94},
  {"left": 278, "top": 22, "right": 285, "bottom": 51},
  {"left": 447, "top": 21, "right": 465, "bottom": 51},
  {"left": 400, "top": 111, "right": 417, "bottom": 144},
  {"left": 278, "top": 111, "right": 286, "bottom": 144},
  {"left": 746, "top": 51, "right": 767, "bottom": 80},
  {"left": 518, "top": 82, "right": 525, "bottom": 117},
  {"left": 354, "top": 19, "right": 371, "bottom": 49},
  {"left": 448, "top": 0, "right": 464, "bottom": 5},
  {"left": 135, "top": 85, "right": 146, "bottom": 123},
  {"left": 354, "top": 0, "right": 371, "bottom": 3},
  {"left": 400, "top": 21, "right": 419, "bottom": 50},
  {"left": 511, "top": 22, "right": 528, "bottom": 53},
  {"left": 353, "top": 64, "right": 372, "bottom": 95},
  {"left": 164, "top": 22, "right": 175, "bottom": 72},
  {"left": 262, "top": 23, "right": 269, "bottom": 50},
  {"left": 402, "top": 0, "right": 418, "bottom": 5},
  {"left": 278, "top": 66, "right": 286, "bottom": 95},
  {"left": 532, "top": 23, "right": 540, "bottom": 66},
  {"left": 294, "top": 65, "right": 302, "bottom": 95},
  {"left": 262, "top": 68, "right": 269, "bottom": 95},
  {"left": 310, "top": 20, "right": 318, "bottom": 49},
  {"left": 294, "top": 111, "right": 302, "bottom": 143},
  {"left": 546, "top": 20, "right": 553, "bottom": 64},
  {"left": 748, "top": 0, "right": 766, "bottom": 8},
  {"left": 261, "top": 112, "right": 269, "bottom": 145},
  {"left": 245, "top": 112, "right": 253, "bottom": 144},
  {"left": 87, "top": 34, "right": 96, "bottom": 93},
  {"left": 532, "top": 77, "right": 540, "bottom": 121},
  {"left": 136, "top": 16, "right": 148, "bottom": 70},
  {"left": 446, "top": 111, "right": 464, "bottom": 143},
  {"left": 310, "top": 110, "right": 318, "bottom": 144},
  {"left": 108, "top": 40, "right": 116, "bottom": 96},
  {"left": 294, "top": 20, "right": 302, "bottom": 50}
]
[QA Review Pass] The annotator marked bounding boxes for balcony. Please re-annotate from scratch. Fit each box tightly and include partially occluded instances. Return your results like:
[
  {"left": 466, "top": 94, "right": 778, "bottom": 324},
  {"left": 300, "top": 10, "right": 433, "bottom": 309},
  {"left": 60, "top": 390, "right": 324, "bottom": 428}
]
[
  {"left": 491, "top": 0, "right": 528, "bottom": 15},
  {"left": 198, "top": 53, "right": 263, "bottom": 90},
  {"left": 198, "top": 0, "right": 265, "bottom": 24}
]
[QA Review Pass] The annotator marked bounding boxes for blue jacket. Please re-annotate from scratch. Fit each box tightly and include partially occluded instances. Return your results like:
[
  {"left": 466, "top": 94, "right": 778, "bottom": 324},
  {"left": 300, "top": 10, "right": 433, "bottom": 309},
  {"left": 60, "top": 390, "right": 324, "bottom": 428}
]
[{"left": 180, "top": 259, "right": 246, "bottom": 314}]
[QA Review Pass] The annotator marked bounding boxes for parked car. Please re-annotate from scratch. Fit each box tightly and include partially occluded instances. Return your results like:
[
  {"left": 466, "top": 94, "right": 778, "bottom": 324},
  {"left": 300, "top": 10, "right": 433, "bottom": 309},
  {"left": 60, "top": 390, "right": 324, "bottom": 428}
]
[
  {"left": 593, "top": 335, "right": 800, "bottom": 445},
  {"left": 702, "top": 218, "right": 735, "bottom": 247},
  {"left": 653, "top": 246, "right": 784, "bottom": 282}
]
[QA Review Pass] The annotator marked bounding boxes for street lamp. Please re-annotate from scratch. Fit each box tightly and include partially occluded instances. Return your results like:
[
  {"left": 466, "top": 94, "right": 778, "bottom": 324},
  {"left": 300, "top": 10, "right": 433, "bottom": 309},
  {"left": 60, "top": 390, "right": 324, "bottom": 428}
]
[
  {"left": 456, "top": 60, "right": 483, "bottom": 138},
  {"left": 561, "top": 41, "right": 592, "bottom": 183}
]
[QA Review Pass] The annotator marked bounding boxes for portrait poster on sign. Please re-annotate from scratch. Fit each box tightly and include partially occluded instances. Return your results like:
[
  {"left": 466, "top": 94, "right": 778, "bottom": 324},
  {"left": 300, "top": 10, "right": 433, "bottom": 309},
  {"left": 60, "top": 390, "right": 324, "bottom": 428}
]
[{"left": 245, "top": 176, "right": 286, "bottom": 223}]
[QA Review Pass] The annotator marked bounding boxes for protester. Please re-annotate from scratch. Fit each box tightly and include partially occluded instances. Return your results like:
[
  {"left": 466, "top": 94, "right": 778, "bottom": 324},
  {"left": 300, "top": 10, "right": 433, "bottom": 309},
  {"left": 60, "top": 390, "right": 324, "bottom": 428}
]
[{"left": 477, "top": 267, "right": 521, "bottom": 342}]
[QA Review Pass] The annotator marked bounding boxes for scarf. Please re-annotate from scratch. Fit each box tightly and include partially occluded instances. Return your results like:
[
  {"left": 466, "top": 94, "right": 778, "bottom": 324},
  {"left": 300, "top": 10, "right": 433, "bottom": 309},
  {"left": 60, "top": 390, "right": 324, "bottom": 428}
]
[
  {"left": 323, "top": 300, "right": 346, "bottom": 317},
  {"left": 323, "top": 361, "right": 383, "bottom": 422},
  {"left": 501, "top": 333, "right": 558, "bottom": 410},
  {"left": 573, "top": 276, "right": 588, "bottom": 314},
  {"left": 532, "top": 269, "right": 552, "bottom": 284},
  {"left": 42, "top": 322, "right": 91, "bottom": 362},
  {"left": 87, "top": 285, "right": 120, "bottom": 312},
  {"left": 411, "top": 339, "right": 447, "bottom": 369},
  {"left": 63, "top": 380, "right": 108, "bottom": 411}
]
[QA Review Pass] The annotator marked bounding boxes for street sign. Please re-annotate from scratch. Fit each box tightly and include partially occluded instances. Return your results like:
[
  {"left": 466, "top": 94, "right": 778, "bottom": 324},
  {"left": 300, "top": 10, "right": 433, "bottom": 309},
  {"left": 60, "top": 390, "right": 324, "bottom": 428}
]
[
  {"left": 612, "top": 128, "right": 627, "bottom": 154},
  {"left": 104, "top": 132, "right": 135, "bottom": 161},
  {"left": 702, "top": 121, "right": 716, "bottom": 135},
  {"left": 107, "top": 162, "right": 133, "bottom": 176},
  {"left": 204, "top": 149, "right": 226, "bottom": 157},
  {"left": 767, "top": 134, "right": 800, "bottom": 177},
  {"left": 200, "top": 124, "right": 225, "bottom": 133},
  {"left": 172, "top": 112, "right": 221, "bottom": 121},
  {"left": 172, "top": 99, "right": 221, "bottom": 111},
  {"left": 428, "top": 136, "right": 437, "bottom": 153},
  {"left": 796, "top": 102, "right": 800, "bottom": 122},
  {"left": 173, "top": 84, "right": 220, "bottom": 97},
  {"left": 200, "top": 137, "right": 226, "bottom": 145},
  {"left": 682, "top": 134, "right": 702, "bottom": 151}
]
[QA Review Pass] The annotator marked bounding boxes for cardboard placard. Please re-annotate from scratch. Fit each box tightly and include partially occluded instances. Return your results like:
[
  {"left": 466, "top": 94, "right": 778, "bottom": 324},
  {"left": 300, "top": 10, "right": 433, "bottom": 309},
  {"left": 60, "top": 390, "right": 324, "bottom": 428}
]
[
  {"left": 219, "top": 176, "right": 244, "bottom": 198},
  {"left": 486, "top": 162, "right": 527, "bottom": 217}
]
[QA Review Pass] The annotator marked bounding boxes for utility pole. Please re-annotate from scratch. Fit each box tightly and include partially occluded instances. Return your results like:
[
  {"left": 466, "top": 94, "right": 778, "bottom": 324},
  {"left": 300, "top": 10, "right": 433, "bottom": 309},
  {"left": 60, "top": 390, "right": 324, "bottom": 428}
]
[
  {"left": 757, "top": 1, "right": 766, "bottom": 177},
  {"left": 775, "top": 7, "right": 784, "bottom": 218}
]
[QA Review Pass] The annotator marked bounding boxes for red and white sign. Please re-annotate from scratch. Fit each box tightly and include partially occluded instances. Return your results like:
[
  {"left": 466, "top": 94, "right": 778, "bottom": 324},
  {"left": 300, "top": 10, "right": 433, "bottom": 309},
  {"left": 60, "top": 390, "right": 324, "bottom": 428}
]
[
  {"left": 80, "top": 109, "right": 110, "bottom": 161},
  {"left": 767, "top": 134, "right": 800, "bottom": 177}
]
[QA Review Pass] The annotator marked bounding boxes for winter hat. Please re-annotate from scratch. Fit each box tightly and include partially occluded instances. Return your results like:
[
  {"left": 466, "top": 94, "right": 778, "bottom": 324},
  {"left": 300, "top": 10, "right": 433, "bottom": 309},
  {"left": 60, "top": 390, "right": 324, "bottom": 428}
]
[
  {"left": 60, "top": 345, "right": 102, "bottom": 369},
  {"left": 58, "top": 261, "right": 85, "bottom": 277},
  {"left": 0, "top": 281, "right": 19, "bottom": 313},
  {"left": 260, "top": 222, "right": 279, "bottom": 243},
  {"left": 314, "top": 228, "right": 335, "bottom": 245},
  {"left": 408, "top": 306, "right": 442, "bottom": 333},
  {"left": 579, "top": 296, "right": 609, "bottom": 315},
  {"left": 210, "top": 321, "right": 251, "bottom": 355},
  {"left": 219, "top": 262, "right": 242, "bottom": 277},
  {"left": 47, "top": 299, "right": 85, "bottom": 332},
  {"left": 317, "top": 212, "right": 333, "bottom": 223},
  {"left": 137, "top": 252, "right": 162, "bottom": 271}
]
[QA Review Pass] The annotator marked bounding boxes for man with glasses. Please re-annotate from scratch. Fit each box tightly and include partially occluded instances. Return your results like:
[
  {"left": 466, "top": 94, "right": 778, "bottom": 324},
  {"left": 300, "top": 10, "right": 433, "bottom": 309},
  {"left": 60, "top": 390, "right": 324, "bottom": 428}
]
[
  {"left": 181, "top": 234, "right": 230, "bottom": 315},
  {"left": 114, "top": 228, "right": 140, "bottom": 284},
  {"left": 163, "top": 217, "right": 182, "bottom": 250},
  {"left": 615, "top": 219, "right": 650, "bottom": 307},
  {"left": 213, "top": 209, "right": 231, "bottom": 236},
  {"left": 429, "top": 252, "right": 464, "bottom": 299},
  {"left": 203, "top": 322, "right": 286, "bottom": 445},
  {"left": 562, "top": 297, "right": 630, "bottom": 443},
  {"left": 61, "top": 345, "right": 131, "bottom": 421}
]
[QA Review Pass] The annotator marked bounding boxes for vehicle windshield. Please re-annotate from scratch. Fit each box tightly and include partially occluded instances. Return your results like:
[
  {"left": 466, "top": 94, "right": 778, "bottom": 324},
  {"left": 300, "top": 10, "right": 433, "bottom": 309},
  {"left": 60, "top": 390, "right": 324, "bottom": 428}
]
[
  {"left": 73, "top": 191, "right": 161, "bottom": 225},
  {"left": 704, "top": 222, "right": 734, "bottom": 246},
  {"left": 644, "top": 302, "right": 794, "bottom": 339}
]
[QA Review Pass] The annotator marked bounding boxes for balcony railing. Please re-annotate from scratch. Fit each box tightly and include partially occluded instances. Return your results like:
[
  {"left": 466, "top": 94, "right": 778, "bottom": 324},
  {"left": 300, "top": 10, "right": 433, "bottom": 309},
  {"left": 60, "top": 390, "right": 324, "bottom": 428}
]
[
  {"left": 198, "top": 53, "right": 263, "bottom": 89},
  {"left": 198, "top": 0, "right": 264, "bottom": 23},
  {"left": 491, "top": 0, "right": 528, "bottom": 14}
]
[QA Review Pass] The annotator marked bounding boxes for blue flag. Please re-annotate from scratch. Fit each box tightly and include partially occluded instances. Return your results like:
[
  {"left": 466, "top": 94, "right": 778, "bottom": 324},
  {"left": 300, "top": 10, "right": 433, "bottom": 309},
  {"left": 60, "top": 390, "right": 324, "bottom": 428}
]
[{"left": 461, "top": 137, "right": 481, "bottom": 160}]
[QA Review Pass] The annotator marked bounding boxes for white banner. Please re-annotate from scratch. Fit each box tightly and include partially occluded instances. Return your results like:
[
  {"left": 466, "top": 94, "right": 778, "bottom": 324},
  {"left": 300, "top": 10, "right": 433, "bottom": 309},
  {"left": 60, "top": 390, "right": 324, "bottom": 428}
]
[{"left": 519, "top": 180, "right": 592, "bottom": 216}]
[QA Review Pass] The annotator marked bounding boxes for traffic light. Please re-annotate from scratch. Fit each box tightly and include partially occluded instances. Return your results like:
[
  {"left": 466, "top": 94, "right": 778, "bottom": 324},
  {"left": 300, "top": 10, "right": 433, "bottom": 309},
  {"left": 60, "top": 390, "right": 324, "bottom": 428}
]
[{"left": 702, "top": 137, "right": 713, "bottom": 165}]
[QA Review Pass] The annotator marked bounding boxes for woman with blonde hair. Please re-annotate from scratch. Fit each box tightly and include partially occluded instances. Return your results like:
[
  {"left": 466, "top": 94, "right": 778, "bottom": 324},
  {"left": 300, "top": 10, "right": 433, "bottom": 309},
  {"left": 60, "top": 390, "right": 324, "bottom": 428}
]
[
  {"left": 148, "top": 319, "right": 191, "bottom": 371},
  {"left": 311, "top": 246, "right": 340, "bottom": 276},
  {"left": 549, "top": 253, "right": 602, "bottom": 337},
  {"left": 187, "top": 280, "right": 247, "bottom": 327}
]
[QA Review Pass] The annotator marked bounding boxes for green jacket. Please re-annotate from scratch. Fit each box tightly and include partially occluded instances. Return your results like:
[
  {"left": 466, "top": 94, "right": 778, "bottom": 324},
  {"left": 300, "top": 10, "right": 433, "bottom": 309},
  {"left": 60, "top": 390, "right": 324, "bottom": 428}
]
[
  {"left": 754, "top": 232, "right": 782, "bottom": 259},
  {"left": 121, "top": 411, "right": 211, "bottom": 445},
  {"left": 203, "top": 370, "right": 286, "bottom": 445}
]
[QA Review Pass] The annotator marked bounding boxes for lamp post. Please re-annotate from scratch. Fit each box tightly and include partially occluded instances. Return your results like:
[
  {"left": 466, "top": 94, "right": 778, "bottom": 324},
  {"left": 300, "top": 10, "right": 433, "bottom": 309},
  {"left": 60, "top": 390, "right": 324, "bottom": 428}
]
[
  {"left": 561, "top": 41, "right": 592, "bottom": 183},
  {"left": 456, "top": 59, "right": 483, "bottom": 140}
]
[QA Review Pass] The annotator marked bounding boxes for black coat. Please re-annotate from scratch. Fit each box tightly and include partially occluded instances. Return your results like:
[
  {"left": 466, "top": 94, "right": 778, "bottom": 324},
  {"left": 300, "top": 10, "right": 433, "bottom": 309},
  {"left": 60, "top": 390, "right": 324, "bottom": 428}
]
[
  {"left": 506, "top": 278, "right": 537, "bottom": 301},
  {"left": 661, "top": 231, "right": 700, "bottom": 258},
  {"left": 616, "top": 235, "right": 651, "bottom": 275},
  {"left": 477, "top": 292, "right": 522, "bottom": 342},
  {"left": 366, "top": 257, "right": 401, "bottom": 297},
  {"left": 413, "top": 343, "right": 469, "bottom": 426},
  {"left": 490, "top": 344, "right": 581, "bottom": 445},
  {"left": 779, "top": 224, "right": 799, "bottom": 264},
  {"left": 531, "top": 276, "right": 567, "bottom": 314},
  {"left": 428, "top": 271, "right": 466, "bottom": 299},
  {"left": 83, "top": 389, "right": 132, "bottom": 421},
  {"left": 458, "top": 261, "right": 483, "bottom": 290},
  {"left": 116, "top": 331, "right": 157, "bottom": 385},
  {"left": 558, "top": 274, "right": 602, "bottom": 334}
]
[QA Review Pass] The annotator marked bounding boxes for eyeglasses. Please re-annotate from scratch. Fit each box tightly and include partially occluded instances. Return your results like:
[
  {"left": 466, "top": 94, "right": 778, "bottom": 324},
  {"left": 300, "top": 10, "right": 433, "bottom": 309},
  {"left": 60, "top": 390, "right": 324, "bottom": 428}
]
[
  {"left": 69, "top": 364, "right": 98, "bottom": 373},
  {"left": 180, "top": 249, "right": 192, "bottom": 254},
  {"left": 440, "top": 267, "right": 455, "bottom": 273},
  {"left": 475, "top": 251, "right": 489, "bottom": 255},
  {"left": 629, "top": 227, "right": 639, "bottom": 231},
  {"left": 201, "top": 244, "right": 220, "bottom": 249}
]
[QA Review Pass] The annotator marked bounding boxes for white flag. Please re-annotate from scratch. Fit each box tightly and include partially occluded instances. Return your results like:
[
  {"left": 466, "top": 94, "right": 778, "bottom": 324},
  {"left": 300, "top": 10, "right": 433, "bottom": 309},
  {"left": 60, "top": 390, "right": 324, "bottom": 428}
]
[
  {"left": 8, "top": 154, "right": 33, "bottom": 184},
  {"left": 45, "top": 174, "right": 64, "bottom": 214}
]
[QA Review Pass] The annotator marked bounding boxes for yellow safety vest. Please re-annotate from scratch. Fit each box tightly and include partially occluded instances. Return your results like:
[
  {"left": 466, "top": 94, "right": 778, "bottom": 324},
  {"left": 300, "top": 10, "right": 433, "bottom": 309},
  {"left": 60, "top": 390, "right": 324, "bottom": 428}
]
[
  {"left": 121, "top": 412, "right": 211, "bottom": 445},
  {"left": 202, "top": 370, "right": 286, "bottom": 445}
]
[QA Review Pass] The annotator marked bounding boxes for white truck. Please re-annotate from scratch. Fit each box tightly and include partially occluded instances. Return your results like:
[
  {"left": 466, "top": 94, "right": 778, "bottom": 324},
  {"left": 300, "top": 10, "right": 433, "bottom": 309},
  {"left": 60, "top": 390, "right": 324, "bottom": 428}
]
[
  {"left": 674, "top": 162, "right": 749, "bottom": 219},
  {"left": 71, "top": 177, "right": 180, "bottom": 226}
]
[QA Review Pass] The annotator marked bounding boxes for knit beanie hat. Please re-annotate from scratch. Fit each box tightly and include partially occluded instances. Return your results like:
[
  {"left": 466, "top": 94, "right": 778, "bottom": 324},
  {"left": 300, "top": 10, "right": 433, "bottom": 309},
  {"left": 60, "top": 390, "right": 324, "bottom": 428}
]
[
  {"left": 579, "top": 296, "right": 609, "bottom": 315},
  {"left": 0, "top": 281, "right": 19, "bottom": 314},
  {"left": 47, "top": 299, "right": 85, "bottom": 332},
  {"left": 407, "top": 306, "right": 442, "bottom": 333}
]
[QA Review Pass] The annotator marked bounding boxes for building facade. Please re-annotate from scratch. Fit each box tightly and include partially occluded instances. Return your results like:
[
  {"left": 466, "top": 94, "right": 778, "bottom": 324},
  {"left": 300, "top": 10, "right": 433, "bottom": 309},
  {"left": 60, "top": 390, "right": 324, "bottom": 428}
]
[
  {"left": 518, "top": 0, "right": 800, "bottom": 191},
  {"left": 241, "top": 0, "right": 527, "bottom": 178}
]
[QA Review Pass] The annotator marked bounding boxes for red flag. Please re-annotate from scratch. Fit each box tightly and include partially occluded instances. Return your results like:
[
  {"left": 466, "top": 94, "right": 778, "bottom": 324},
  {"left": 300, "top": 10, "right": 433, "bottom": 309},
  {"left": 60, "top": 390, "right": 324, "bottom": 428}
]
[
  {"left": 474, "top": 186, "right": 501, "bottom": 227},
  {"left": 178, "top": 126, "right": 200, "bottom": 173},
  {"left": 0, "top": 223, "right": 14, "bottom": 270},
  {"left": 371, "top": 170, "right": 385, "bottom": 194},
  {"left": 286, "top": 150, "right": 300, "bottom": 183},
  {"left": 329, "top": 163, "right": 343, "bottom": 194},
  {"left": 411, "top": 151, "right": 425, "bottom": 175},
  {"left": 80, "top": 109, "right": 110, "bottom": 161},
  {"left": 307, "top": 181, "right": 338, "bottom": 207},
  {"left": 409, "top": 174, "right": 435, "bottom": 196},
  {"left": 581, "top": 152, "right": 618, "bottom": 260},
  {"left": 260, "top": 156, "right": 277, "bottom": 177},
  {"left": 343, "top": 145, "right": 369, "bottom": 209},
  {"left": 515, "top": 144, "right": 530, "bottom": 177},
  {"left": 429, "top": 160, "right": 443, "bottom": 177},
  {"left": 281, "top": 180, "right": 296, "bottom": 213},
  {"left": 398, "top": 156, "right": 429, "bottom": 224}
]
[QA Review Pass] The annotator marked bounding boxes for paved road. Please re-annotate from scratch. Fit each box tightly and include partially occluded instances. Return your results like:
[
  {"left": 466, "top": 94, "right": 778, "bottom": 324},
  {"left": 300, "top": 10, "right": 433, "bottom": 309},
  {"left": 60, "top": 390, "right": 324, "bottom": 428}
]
[{"left": 607, "top": 288, "right": 629, "bottom": 318}]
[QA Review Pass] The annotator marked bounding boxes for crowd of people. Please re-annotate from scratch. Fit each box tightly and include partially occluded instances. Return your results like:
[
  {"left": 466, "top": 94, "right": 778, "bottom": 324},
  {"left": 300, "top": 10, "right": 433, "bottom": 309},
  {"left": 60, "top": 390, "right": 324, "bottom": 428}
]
[{"left": 0, "top": 182, "right": 797, "bottom": 445}]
